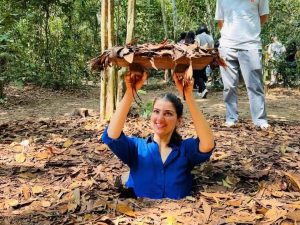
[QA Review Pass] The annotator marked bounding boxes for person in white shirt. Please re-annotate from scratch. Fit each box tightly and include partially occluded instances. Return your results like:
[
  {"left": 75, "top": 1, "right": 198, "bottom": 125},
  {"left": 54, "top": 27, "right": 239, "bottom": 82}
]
[
  {"left": 267, "top": 36, "right": 286, "bottom": 86},
  {"left": 195, "top": 25, "right": 214, "bottom": 49},
  {"left": 194, "top": 25, "right": 215, "bottom": 98},
  {"left": 215, "top": 0, "right": 270, "bottom": 129}
]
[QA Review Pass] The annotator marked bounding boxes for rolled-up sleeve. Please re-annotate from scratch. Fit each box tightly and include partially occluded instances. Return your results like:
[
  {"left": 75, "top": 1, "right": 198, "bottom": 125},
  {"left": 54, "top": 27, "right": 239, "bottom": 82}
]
[
  {"left": 215, "top": 0, "right": 224, "bottom": 20},
  {"left": 259, "top": 0, "right": 269, "bottom": 16},
  {"left": 183, "top": 138, "right": 215, "bottom": 167},
  {"left": 101, "top": 127, "right": 138, "bottom": 167}
]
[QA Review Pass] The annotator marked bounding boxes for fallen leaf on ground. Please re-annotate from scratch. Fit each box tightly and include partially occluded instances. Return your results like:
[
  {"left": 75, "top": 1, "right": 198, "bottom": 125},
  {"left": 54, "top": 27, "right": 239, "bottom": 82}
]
[
  {"left": 201, "top": 197, "right": 211, "bottom": 223},
  {"left": 35, "top": 151, "right": 50, "bottom": 160},
  {"left": 72, "top": 188, "right": 81, "bottom": 205},
  {"left": 226, "top": 213, "right": 262, "bottom": 223},
  {"left": 22, "top": 185, "right": 31, "bottom": 200},
  {"left": 7, "top": 199, "right": 19, "bottom": 207},
  {"left": 284, "top": 172, "right": 300, "bottom": 191},
  {"left": 68, "top": 203, "right": 78, "bottom": 212},
  {"left": 20, "top": 140, "right": 30, "bottom": 147},
  {"left": 32, "top": 185, "right": 43, "bottom": 194},
  {"left": 69, "top": 181, "right": 81, "bottom": 189},
  {"left": 201, "top": 192, "right": 230, "bottom": 199},
  {"left": 15, "top": 153, "right": 26, "bottom": 163},
  {"left": 41, "top": 201, "right": 52, "bottom": 207},
  {"left": 13, "top": 145, "right": 24, "bottom": 152},
  {"left": 166, "top": 215, "right": 177, "bottom": 225},
  {"left": 108, "top": 202, "right": 136, "bottom": 217},
  {"left": 264, "top": 207, "right": 287, "bottom": 223},
  {"left": 286, "top": 210, "right": 300, "bottom": 222},
  {"left": 63, "top": 139, "right": 73, "bottom": 148},
  {"left": 226, "top": 199, "right": 242, "bottom": 207}
]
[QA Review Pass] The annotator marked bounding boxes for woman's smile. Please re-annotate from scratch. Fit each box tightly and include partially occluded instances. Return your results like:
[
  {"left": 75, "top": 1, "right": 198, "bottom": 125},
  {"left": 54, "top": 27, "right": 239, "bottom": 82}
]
[
  {"left": 154, "top": 123, "right": 167, "bottom": 129},
  {"left": 151, "top": 99, "right": 179, "bottom": 137}
]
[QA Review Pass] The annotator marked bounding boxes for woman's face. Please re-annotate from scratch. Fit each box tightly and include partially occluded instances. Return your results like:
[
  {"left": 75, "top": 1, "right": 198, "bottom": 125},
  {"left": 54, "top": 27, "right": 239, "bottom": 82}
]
[{"left": 150, "top": 99, "right": 181, "bottom": 138}]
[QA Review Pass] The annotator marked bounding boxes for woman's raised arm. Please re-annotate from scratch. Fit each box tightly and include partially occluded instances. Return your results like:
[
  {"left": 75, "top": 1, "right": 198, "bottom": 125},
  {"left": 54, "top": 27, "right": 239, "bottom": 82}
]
[
  {"left": 173, "top": 73, "right": 214, "bottom": 153},
  {"left": 107, "top": 71, "right": 148, "bottom": 139}
]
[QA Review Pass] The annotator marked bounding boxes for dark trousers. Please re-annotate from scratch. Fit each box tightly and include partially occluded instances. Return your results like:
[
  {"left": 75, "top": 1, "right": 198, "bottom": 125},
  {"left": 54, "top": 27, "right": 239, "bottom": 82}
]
[{"left": 193, "top": 68, "right": 207, "bottom": 93}]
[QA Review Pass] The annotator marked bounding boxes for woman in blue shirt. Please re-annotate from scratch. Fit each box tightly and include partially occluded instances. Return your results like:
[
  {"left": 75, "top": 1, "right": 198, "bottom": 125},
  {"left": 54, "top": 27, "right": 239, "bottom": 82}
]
[{"left": 102, "top": 70, "right": 215, "bottom": 199}]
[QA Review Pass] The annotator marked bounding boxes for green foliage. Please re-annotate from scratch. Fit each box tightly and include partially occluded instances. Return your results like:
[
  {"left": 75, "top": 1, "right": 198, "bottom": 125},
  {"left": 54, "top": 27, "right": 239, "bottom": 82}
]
[
  {"left": 140, "top": 100, "right": 153, "bottom": 119},
  {"left": 0, "top": 98, "right": 5, "bottom": 104},
  {"left": 0, "top": 0, "right": 299, "bottom": 89},
  {"left": 137, "top": 89, "right": 153, "bottom": 118},
  {"left": 262, "top": 0, "right": 300, "bottom": 45},
  {"left": 0, "top": 0, "right": 100, "bottom": 89}
]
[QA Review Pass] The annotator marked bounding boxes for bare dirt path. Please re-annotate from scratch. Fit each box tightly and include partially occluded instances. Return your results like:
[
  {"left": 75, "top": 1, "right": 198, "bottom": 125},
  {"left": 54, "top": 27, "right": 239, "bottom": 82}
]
[{"left": 1, "top": 82, "right": 299, "bottom": 124}]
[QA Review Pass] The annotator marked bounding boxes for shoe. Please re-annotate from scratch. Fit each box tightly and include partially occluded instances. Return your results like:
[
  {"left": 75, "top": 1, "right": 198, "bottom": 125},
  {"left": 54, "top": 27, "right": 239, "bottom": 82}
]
[
  {"left": 196, "top": 92, "right": 202, "bottom": 97},
  {"left": 268, "top": 81, "right": 276, "bottom": 88},
  {"left": 224, "top": 121, "right": 236, "bottom": 127},
  {"left": 259, "top": 123, "right": 270, "bottom": 130},
  {"left": 201, "top": 89, "right": 208, "bottom": 99}
]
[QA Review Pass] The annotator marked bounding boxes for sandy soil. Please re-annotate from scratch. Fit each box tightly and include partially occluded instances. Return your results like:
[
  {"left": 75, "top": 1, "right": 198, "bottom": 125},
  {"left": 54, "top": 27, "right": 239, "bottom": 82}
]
[{"left": 1, "top": 82, "right": 299, "bottom": 124}]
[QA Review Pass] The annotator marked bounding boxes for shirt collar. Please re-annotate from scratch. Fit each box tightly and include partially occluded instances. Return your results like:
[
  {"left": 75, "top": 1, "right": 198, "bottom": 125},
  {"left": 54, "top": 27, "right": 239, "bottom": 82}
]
[{"left": 146, "top": 135, "right": 180, "bottom": 150}]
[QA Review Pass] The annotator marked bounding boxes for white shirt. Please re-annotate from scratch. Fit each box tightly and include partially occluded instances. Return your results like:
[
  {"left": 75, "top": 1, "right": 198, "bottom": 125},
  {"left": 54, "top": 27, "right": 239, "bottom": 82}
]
[
  {"left": 195, "top": 32, "right": 214, "bottom": 48},
  {"left": 268, "top": 42, "right": 286, "bottom": 60},
  {"left": 215, "top": 0, "right": 269, "bottom": 50}
]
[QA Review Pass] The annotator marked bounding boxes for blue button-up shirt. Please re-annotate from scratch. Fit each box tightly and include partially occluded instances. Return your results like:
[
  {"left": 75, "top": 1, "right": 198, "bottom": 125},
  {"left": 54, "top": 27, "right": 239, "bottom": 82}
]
[{"left": 102, "top": 128, "right": 213, "bottom": 199}]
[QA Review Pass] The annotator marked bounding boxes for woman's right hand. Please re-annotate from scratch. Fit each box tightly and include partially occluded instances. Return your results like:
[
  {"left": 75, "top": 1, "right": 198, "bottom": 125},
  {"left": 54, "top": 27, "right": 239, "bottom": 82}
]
[
  {"left": 173, "top": 72, "right": 194, "bottom": 97},
  {"left": 125, "top": 71, "right": 148, "bottom": 93}
]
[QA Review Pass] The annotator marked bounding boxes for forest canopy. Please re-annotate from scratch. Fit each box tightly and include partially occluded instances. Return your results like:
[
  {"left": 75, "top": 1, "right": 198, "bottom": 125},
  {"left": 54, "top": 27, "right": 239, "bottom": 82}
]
[{"left": 0, "top": 0, "right": 299, "bottom": 88}]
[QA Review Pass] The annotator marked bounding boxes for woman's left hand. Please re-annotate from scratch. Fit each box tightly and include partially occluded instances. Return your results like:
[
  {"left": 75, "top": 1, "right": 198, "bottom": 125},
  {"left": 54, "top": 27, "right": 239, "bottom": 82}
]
[
  {"left": 125, "top": 71, "right": 148, "bottom": 93},
  {"left": 173, "top": 72, "right": 194, "bottom": 97}
]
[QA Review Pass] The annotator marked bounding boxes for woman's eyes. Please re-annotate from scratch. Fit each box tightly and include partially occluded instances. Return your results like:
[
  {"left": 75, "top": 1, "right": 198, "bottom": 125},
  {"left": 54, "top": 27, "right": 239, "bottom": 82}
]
[
  {"left": 165, "top": 112, "right": 173, "bottom": 116},
  {"left": 152, "top": 110, "right": 174, "bottom": 117}
]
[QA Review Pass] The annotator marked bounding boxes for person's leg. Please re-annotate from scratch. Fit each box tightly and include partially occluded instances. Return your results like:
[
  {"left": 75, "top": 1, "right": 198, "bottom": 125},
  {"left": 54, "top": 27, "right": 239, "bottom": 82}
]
[
  {"left": 219, "top": 47, "right": 240, "bottom": 123},
  {"left": 164, "top": 69, "right": 170, "bottom": 83},
  {"left": 199, "top": 68, "right": 208, "bottom": 98},
  {"left": 193, "top": 70, "right": 200, "bottom": 89},
  {"left": 198, "top": 69, "right": 206, "bottom": 93},
  {"left": 269, "top": 60, "right": 278, "bottom": 86},
  {"left": 238, "top": 49, "right": 268, "bottom": 126}
]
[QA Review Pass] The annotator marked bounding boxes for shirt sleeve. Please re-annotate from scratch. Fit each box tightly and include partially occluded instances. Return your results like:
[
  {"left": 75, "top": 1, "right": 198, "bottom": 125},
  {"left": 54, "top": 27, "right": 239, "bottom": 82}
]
[
  {"left": 183, "top": 137, "right": 215, "bottom": 167},
  {"left": 101, "top": 127, "right": 138, "bottom": 167},
  {"left": 259, "top": 0, "right": 269, "bottom": 16},
  {"left": 215, "top": 0, "right": 224, "bottom": 20},
  {"left": 195, "top": 35, "right": 201, "bottom": 45}
]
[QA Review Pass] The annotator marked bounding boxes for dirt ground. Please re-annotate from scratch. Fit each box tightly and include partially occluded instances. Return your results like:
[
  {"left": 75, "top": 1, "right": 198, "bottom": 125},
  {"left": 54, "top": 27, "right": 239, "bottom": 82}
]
[
  {"left": 0, "top": 82, "right": 300, "bottom": 225},
  {"left": 0, "top": 81, "right": 299, "bottom": 124}
]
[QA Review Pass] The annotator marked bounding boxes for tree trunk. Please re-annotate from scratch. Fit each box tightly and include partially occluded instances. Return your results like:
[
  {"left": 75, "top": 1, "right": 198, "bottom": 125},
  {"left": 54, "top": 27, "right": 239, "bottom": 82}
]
[
  {"left": 100, "top": 0, "right": 108, "bottom": 121},
  {"left": 117, "top": 0, "right": 136, "bottom": 104},
  {"left": 204, "top": 0, "right": 215, "bottom": 38},
  {"left": 171, "top": 0, "right": 178, "bottom": 41},
  {"left": 99, "top": 0, "right": 118, "bottom": 121},
  {"left": 160, "top": 0, "right": 168, "bottom": 39},
  {"left": 0, "top": 77, "right": 4, "bottom": 99},
  {"left": 160, "top": 0, "right": 169, "bottom": 84},
  {"left": 44, "top": 3, "right": 51, "bottom": 73},
  {"left": 106, "top": 0, "right": 117, "bottom": 118},
  {"left": 126, "top": 0, "right": 136, "bottom": 43}
]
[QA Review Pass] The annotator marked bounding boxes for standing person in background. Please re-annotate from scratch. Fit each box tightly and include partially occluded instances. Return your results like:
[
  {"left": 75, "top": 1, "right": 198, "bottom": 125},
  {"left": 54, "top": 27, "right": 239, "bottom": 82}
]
[
  {"left": 184, "top": 31, "right": 207, "bottom": 98},
  {"left": 267, "top": 36, "right": 286, "bottom": 87},
  {"left": 195, "top": 25, "right": 214, "bottom": 49},
  {"left": 215, "top": 0, "right": 270, "bottom": 129},
  {"left": 184, "top": 30, "right": 196, "bottom": 45},
  {"left": 195, "top": 25, "right": 215, "bottom": 98},
  {"left": 177, "top": 32, "right": 187, "bottom": 44}
]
